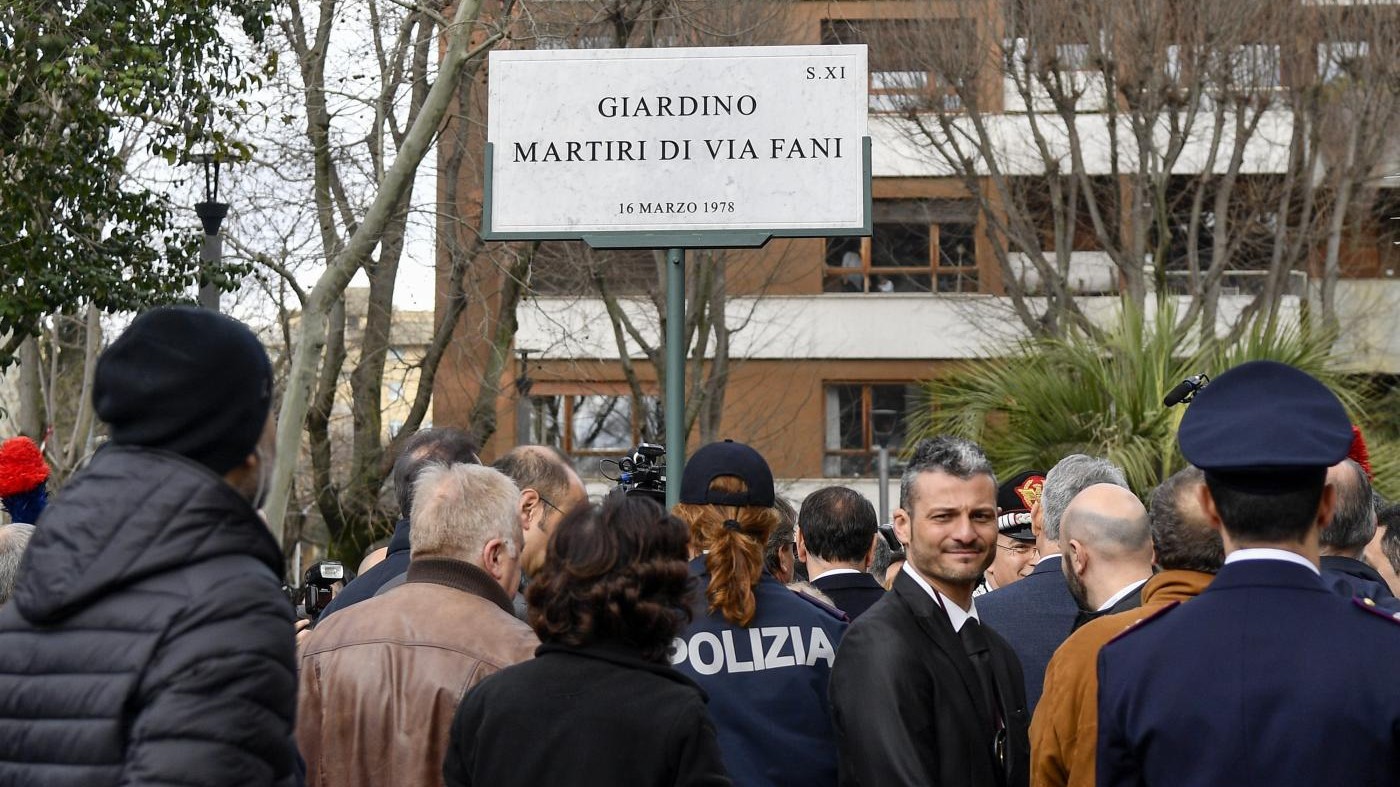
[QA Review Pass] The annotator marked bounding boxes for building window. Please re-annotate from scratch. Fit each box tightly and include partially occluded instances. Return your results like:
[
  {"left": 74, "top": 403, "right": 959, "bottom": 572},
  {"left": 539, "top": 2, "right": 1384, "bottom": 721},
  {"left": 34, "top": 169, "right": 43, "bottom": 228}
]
[
  {"left": 1318, "top": 41, "right": 1369, "bottom": 83},
  {"left": 823, "top": 383, "right": 922, "bottom": 477},
  {"left": 820, "top": 19, "right": 974, "bottom": 114},
  {"left": 824, "top": 200, "right": 979, "bottom": 293},
  {"left": 529, "top": 394, "right": 663, "bottom": 456},
  {"left": 386, "top": 380, "right": 405, "bottom": 402}
]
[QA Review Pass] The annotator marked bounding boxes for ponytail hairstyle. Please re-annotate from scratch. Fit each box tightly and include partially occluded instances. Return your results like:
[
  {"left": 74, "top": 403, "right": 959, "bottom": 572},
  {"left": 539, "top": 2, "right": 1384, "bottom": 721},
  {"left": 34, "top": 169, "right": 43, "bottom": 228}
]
[{"left": 673, "top": 475, "right": 779, "bottom": 627}]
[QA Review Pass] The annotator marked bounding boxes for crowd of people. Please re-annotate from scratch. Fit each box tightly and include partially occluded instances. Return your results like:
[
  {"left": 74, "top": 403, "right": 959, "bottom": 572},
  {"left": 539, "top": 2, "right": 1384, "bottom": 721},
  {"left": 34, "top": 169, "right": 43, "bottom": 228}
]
[{"left": 0, "top": 304, "right": 1397, "bottom": 787}]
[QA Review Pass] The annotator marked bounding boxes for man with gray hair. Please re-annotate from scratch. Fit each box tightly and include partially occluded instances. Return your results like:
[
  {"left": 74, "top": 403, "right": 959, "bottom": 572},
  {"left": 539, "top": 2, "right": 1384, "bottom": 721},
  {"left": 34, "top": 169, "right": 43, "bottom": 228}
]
[
  {"left": 978, "top": 454, "right": 1129, "bottom": 714},
  {"left": 1320, "top": 459, "right": 1394, "bottom": 606},
  {"left": 831, "top": 436, "right": 1029, "bottom": 787},
  {"left": 0, "top": 524, "right": 33, "bottom": 606},
  {"left": 297, "top": 463, "right": 538, "bottom": 787}
]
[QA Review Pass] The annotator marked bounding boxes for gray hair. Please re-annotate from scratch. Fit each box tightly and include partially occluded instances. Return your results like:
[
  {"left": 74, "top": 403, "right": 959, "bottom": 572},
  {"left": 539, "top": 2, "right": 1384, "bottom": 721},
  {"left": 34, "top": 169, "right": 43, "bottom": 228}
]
[
  {"left": 410, "top": 464, "right": 522, "bottom": 564},
  {"left": 898, "top": 436, "right": 996, "bottom": 513},
  {"left": 0, "top": 524, "right": 34, "bottom": 605},
  {"left": 1322, "top": 459, "right": 1375, "bottom": 555},
  {"left": 1061, "top": 502, "right": 1151, "bottom": 558},
  {"left": 1148, "top": 465, "right": 1224, "bottom": 573},
  {"left": 1042, "top": 455, "right": 1128, "bottom": 541},
  {"left": 492, "top": 445, "right": 576, "bottom": 508}
]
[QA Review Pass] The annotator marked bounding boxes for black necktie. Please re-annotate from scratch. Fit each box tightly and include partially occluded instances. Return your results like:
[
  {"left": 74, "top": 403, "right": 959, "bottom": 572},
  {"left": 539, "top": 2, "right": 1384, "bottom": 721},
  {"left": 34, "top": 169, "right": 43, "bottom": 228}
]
[{"left": 959, "top": 619, "right": 1002, "bottom": 729}]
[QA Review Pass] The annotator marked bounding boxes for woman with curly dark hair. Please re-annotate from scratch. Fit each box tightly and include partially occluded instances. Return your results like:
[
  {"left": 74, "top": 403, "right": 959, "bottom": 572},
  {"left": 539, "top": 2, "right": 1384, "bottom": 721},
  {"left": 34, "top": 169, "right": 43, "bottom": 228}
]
[
  {"left": 442, "top": 494, "right": 731, "bottom": 787},
  {"left": 669, "top": 440, "right": 848, "bottom": 787}
]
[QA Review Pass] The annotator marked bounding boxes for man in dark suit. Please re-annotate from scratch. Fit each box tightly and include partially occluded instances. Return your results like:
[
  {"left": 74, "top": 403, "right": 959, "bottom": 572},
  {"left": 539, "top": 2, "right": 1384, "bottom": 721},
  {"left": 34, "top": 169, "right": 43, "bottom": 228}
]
[
  {"left": 1098, "top": 360, "right": 1400, "bottom": 786},
  {"left": 978, "top": 454, "right": 1129, "bottom": 714},
  {"left": 798, "top": 486, "right": 886, "bottom": 620},
  {"left": 1320, "top": 458, "right": 1395, "bottom": 606},
  {"left": 831, "top": 436, "right": 1029, "bottom": 787}
]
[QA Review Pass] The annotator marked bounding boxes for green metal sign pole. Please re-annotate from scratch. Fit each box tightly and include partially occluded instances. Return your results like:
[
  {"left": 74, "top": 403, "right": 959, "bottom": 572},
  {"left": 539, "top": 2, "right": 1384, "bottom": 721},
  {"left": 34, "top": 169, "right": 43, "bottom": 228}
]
[{"left": 665, "top": 247, "right": 685, "bottom": 511}]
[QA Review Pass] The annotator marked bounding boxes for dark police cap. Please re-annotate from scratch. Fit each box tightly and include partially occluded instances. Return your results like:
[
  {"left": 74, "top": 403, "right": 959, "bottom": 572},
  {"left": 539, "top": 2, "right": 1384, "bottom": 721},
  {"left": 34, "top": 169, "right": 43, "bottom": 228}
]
[
  {"left": 679, "top": 440, "right": 775, "bottom": 507},
  {"left": 1177, "top": 360, "right": 1351, "bottom": 493},
  {"left": 996, "top": 470, "right": 1044, "bottom": 541},
  {"left": 94, "top": 306, "right": 273, "bottom": 475}
]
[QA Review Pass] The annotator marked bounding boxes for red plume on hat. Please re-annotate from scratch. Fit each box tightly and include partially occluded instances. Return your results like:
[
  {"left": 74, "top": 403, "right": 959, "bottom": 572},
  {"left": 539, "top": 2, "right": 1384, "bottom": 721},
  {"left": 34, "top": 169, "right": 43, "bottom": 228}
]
[
  {"left": 0, "top": 437, "right": 49, "bottom": 498},
  {"left": 1348, "top": 425, "right": 1373, "bottom": 481}
]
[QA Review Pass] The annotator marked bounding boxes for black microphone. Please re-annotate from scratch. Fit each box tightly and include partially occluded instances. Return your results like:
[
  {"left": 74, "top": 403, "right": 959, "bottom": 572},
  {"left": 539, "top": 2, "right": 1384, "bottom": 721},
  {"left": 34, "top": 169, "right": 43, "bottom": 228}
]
[{"left": 1163, "top": 374, "right": 1209, "bottom": 407}]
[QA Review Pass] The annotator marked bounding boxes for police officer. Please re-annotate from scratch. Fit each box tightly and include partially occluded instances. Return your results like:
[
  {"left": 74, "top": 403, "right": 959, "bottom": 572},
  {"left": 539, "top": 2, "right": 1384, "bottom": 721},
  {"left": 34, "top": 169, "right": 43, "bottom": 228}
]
[
  {"left": 669, "top": 441, "right": 847, "bottom": 787},
  {"left": 1097, "top": 360, "right": 1400, "bottom": 786}
]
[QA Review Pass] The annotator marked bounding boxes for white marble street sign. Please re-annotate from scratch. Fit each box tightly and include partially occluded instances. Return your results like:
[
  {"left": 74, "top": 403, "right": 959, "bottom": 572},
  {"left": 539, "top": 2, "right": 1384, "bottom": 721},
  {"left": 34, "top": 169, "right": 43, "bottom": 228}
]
[{"left": 485, "top": 45, "right": 868, "bottom": 241}]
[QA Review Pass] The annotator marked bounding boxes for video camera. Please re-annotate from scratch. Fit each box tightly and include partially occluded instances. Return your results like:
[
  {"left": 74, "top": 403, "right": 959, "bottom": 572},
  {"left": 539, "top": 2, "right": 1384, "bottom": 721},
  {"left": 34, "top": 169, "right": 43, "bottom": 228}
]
[
  {"left": 878, "top": 523, "right": 905, "bottom": 561},
  {"left": 603, "top": 443, "right": 667, "bottom": 503}
]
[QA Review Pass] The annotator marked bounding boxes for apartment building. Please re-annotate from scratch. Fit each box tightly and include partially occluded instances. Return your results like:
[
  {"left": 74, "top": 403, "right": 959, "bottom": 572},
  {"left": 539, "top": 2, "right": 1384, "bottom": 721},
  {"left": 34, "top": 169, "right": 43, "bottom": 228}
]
[{"left": 435, "top": 0, "right": 1400, "bottom": 494}]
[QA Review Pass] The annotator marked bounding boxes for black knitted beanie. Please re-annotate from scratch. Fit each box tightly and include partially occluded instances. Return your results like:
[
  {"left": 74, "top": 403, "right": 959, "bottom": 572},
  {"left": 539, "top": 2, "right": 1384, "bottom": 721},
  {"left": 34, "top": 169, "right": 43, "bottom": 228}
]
[{"left": 93, "top": 306, "right": 273, "bottom": 475}]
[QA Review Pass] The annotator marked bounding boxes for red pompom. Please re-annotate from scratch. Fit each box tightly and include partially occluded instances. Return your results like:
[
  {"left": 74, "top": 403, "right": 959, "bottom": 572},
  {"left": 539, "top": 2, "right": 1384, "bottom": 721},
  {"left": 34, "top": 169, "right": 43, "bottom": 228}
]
[
  {"left": 0, "top": 437, "right": 49, "bottom": 497},
  {"left": 1348, "top": 425, "right": 1373, "bottom": 482}
]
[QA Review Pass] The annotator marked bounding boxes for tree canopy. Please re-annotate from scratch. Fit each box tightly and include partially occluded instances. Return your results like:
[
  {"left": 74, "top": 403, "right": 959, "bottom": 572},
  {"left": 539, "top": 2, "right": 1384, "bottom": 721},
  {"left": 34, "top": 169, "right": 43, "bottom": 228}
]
[{"left": 0, "top": 0, "right": 270, "bottom": 364}]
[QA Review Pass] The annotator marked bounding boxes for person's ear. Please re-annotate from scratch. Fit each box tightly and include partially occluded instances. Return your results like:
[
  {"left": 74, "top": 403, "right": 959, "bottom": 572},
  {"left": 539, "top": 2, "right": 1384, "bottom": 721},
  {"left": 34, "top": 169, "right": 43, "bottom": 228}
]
[
  {"left": 1069, "top": 538, "right": 1088, "bottom": 575},
  {"left": 518, "top": 489, "right": 541, "bottom": 530},
  {"left": 893, "top": 508, "right": 912, "bottom": 548},
  {"left": 1198, "top": 484, "right": 1225, "bottom": 534},
  {"left": 795, "top": 528, "right": 810, "bottom": 563},
  {"left": 1030, "top": 499, "right": 1045, "bottom": 539},
  {"left": 1314, "top": 482, "right": 1339, "bottom": 538},
  {"left": 481, "top": 537, "right": 509, "bottom": 581},
  {"left": 863, "top": 534, "right": 878, "bottom": 571}
]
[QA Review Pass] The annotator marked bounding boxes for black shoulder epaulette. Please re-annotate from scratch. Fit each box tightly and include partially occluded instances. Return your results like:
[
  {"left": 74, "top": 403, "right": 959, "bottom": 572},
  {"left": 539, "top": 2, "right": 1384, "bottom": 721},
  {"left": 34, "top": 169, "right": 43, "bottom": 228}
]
[
  {"left": 1104, "top": 600, "right": 1181, "bottom": 645},
  {"left": 1352, "top": 597, "right": 1400, "bottom": 625}
]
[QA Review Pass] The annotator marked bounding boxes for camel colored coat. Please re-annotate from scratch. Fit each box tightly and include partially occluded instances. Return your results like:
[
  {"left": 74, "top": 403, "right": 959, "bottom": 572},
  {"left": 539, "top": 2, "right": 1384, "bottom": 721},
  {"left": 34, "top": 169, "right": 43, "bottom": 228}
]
[{"left": 1029, "top": 570, "right": 1214, "bottom": 787}]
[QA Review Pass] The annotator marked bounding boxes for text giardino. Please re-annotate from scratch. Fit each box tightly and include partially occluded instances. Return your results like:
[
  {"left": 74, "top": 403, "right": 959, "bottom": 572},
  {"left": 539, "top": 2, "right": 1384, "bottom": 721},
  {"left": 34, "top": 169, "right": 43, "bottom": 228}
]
[{"left": 597, "top": 94, "right": 757, "bottom": 118}]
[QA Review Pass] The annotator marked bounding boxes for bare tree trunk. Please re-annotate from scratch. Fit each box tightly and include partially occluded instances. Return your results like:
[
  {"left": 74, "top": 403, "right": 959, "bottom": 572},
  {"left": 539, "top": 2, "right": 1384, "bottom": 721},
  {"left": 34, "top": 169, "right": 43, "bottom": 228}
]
[
  {"left": 1320, "top": 119, "right": 1361, "bottom": 336},
  {"left": 16, "top": 335, "right": 44, "bottom": 441},
  {"left": 263, "top": 0, "right": 497, "bottom": 542},
  {"left": 60, "top": 306, "right": 101, "bottom": 469}
]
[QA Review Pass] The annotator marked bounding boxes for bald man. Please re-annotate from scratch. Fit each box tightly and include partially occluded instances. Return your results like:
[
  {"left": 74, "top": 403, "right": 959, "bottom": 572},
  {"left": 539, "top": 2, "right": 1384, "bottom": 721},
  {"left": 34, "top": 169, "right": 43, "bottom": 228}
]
[
  {"left": 1032, "top": 467, "right": 1223, "bottom": 787},
  {"left": 1058, "top": 484, "right": 1155, "bottom": 631}
]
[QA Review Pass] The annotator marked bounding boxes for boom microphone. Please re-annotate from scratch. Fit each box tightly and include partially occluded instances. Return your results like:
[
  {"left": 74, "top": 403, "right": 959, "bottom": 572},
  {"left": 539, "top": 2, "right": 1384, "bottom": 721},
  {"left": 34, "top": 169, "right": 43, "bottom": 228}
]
[{"left": 1163, "top": 373, "right": 1210, "bottom": 407}]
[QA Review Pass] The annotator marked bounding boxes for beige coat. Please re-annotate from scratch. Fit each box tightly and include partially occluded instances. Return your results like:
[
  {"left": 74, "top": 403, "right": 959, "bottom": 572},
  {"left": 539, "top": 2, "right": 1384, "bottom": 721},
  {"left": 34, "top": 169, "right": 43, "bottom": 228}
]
[
  {"left": 1029, "top": 570, "right": 1214, "bottom": 787},
  {"left": 296, "top": 558, "right": 539, "bottom": 787}
]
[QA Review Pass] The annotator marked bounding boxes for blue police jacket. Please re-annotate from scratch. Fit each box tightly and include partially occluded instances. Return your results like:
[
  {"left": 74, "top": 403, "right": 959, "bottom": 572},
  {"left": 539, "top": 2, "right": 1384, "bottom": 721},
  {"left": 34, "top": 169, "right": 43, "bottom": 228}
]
[
  {"left": 670, "top": 558, "right": 847, "bottom": 787},
  {"left": 1098, "top": 558, "right": 1400, "bottom": 786}
]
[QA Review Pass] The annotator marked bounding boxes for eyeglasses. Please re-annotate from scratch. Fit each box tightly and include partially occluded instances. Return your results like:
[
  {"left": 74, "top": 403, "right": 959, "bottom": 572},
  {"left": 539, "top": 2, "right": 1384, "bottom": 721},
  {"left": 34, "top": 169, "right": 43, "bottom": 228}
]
[
  {"left": 997, "top": 541, "right": 1037, "bottom": 557},
  {"left": 537, "top": 494, "right": 563, "bottom": 516}
]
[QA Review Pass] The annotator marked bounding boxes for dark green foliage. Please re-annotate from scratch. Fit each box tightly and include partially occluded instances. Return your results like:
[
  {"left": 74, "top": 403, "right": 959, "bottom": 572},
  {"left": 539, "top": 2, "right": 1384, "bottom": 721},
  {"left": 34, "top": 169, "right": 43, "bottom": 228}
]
[
  {"left": 907, "top": 308, "right": 1396, "bottom": 498},
  {"left": 0, "top": 0, "right": 270, "bottom": 363}
]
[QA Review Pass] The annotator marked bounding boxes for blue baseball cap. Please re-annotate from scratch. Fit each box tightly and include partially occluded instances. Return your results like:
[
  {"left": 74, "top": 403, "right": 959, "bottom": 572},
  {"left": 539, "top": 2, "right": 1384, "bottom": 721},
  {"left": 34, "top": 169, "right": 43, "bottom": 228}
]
[{"left": 679, "top": 440, "right": 775, "bottom": 507}]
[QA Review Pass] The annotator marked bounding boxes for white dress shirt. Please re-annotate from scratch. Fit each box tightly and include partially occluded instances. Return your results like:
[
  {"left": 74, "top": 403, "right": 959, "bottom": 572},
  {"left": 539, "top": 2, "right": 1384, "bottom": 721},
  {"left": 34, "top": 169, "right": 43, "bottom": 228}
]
[
  {"left": 1097, "top": 578, "right": 1149, "bottom": 611},
  {"left": 902, "top": 562, "right": 979, "bottom": 632},
  {"left": 1223, "top": 547, "right": 1320, "bottom": 575}
]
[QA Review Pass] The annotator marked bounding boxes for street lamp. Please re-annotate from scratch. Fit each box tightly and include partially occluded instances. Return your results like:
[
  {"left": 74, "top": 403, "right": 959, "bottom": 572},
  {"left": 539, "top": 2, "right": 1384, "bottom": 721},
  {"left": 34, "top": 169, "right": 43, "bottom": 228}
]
[
  {"left": 193, "top": 153, "right": 229, "bottom": 312},
  {"left": 870, "top": 408, "right": 899, "bottom": 524},
  {"left": 514, "top": 348, "right": 538, "bottom": 446}
]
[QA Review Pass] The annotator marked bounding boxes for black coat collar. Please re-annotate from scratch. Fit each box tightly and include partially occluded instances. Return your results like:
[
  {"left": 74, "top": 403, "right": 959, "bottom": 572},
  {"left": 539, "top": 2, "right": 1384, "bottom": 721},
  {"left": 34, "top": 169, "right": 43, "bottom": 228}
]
[{"left": 535, "top": 642, "right": 708, "bottom": 699}]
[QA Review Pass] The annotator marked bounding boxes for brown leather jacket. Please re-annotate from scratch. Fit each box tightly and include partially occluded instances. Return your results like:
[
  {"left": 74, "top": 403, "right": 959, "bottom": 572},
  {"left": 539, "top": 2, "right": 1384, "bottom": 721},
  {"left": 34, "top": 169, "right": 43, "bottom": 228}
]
[
  {"left": 296, "top": 557, "right": 539, "bottom": 787},
  {"left": 1030, "top": 570, "right": 1214, "bottom": 787}
]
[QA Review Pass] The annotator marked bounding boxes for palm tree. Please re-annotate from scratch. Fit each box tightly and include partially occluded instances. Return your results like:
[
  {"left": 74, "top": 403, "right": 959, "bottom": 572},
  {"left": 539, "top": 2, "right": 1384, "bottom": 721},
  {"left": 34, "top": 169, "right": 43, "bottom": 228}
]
[{"left": 908, "top": 306, "right": 1397, "bottom": 498}]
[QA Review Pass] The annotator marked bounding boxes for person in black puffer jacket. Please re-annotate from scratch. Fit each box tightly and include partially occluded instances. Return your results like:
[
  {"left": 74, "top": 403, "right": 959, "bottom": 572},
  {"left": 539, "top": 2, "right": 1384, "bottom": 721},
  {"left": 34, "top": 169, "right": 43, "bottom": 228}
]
[{"left": 0, "top": 306, "right": 299, "bottom": 787}]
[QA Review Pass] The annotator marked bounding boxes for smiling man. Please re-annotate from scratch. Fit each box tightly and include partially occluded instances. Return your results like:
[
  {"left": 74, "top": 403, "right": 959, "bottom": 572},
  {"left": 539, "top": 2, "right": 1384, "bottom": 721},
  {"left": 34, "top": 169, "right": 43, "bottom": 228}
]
[{"left": 830, "top": 435, "right": 1029, "bottom": 787}]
